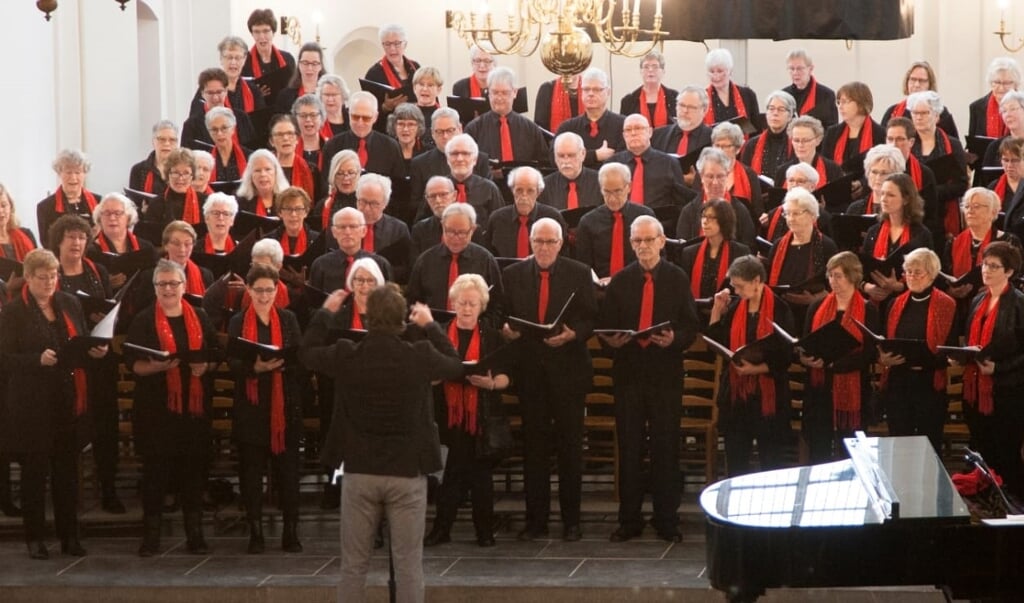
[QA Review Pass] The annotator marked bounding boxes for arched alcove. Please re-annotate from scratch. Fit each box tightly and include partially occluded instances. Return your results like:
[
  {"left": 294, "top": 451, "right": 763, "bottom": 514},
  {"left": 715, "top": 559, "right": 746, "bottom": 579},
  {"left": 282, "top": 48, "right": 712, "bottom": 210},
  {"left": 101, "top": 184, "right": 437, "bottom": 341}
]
[
  {"left": 330, "top": 27, "right": 382, "bottom": 104},
  {"left": 137, "top": 1, "right": 161, "bottom": 148}
]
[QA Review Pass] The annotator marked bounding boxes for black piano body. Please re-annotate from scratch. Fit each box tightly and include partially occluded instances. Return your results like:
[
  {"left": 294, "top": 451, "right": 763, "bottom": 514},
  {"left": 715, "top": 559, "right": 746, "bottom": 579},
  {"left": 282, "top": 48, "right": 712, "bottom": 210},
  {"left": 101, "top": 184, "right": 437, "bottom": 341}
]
[{"left": 701, "top": 435, "right": 1024, "bottom": 602}]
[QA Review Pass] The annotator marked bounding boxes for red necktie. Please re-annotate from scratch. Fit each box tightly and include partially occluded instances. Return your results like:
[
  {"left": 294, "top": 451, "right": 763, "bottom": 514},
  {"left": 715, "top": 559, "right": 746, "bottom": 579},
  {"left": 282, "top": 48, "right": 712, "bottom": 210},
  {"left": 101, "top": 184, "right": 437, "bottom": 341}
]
[
  {"left": 637, "top": 271, "right": 654, "bottom": 348},
  {"left": 632, "top": 155, "right": 644, "bottom": 204},
  {"left": 589, "top": 120, "right": 599, "bottom": 137},
  {"left": 447, "top": 252, "right": 460, "bottom": 309},
  {"left": 363, "top": 222, "right": 375, "bottom": 252},
  {"left": 609, "top": 210, "right": 624, "bottom": 276},
  {"left": 499, "top": 115, "right": 514, "bottom": 162},
  {"left": 516, "top": 215, "right": 530, "bottom": 258},
  {"left": 567, "top": 181, "right": 579, "bottom": 210},
  {"left": 537, "top": 270, "right": 550, "bottom": 323},
  {"left": 357, "top": 138, "right": 368, "bottom": 168},
  {"left": 676, "top": 130, "right": 690, "bottom": 155},
  {"left": 344, "top": 254, "right": 355, "bottom": 284},
  {"left": 456, "top": 182, "right": 467, "bottom": 202}
]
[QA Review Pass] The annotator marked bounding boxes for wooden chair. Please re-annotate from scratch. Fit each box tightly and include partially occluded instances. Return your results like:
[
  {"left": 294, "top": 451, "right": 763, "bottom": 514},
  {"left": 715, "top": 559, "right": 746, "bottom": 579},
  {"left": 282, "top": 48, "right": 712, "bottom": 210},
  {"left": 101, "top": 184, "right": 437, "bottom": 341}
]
[
  {"left": 680, "top": 355, "right": 720, "bottom": 485},
  {"left": 583, "top": 389, "right": 618, "bottom": 496},
  {"left": 942, "top": 364, "right": 970, "bottom": 464}
]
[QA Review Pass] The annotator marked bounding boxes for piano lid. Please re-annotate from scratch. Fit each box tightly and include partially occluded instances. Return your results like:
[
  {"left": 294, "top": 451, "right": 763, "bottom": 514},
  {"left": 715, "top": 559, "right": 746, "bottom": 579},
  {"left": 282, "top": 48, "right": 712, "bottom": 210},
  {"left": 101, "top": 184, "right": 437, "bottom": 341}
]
[{"left": 700, "top": 436, "right": 969, "bottom": 529}]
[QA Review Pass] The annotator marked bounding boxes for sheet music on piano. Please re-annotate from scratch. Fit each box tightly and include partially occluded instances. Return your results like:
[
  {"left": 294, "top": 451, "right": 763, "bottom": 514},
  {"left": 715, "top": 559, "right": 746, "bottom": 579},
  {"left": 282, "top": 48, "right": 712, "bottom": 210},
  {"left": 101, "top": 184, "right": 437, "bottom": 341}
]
[{"left": 845, "top": 431, "right": 900, "bottom": 521}]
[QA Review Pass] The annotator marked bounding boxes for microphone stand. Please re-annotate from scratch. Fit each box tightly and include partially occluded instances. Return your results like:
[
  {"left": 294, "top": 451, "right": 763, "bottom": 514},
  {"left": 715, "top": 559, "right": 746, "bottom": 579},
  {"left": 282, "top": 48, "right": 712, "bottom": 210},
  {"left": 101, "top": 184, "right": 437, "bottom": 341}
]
[{"left": 964, "top": 448, "right": 1020, "bottom": 515}]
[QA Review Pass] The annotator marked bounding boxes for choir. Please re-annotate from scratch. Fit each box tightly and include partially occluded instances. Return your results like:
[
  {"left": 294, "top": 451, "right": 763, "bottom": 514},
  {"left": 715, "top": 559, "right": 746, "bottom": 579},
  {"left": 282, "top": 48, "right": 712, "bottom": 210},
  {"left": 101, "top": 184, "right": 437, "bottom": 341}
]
[{"left": 3, "top": 11, "right": 1024, "bottom": 569}]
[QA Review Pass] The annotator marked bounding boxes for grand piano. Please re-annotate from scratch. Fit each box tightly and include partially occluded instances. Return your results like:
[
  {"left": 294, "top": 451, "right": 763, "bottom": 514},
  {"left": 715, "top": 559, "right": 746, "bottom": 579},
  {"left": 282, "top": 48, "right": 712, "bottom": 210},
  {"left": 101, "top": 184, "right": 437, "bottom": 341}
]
[{"left": 701, "top": 435, "right": 1024, "bottom": 601}]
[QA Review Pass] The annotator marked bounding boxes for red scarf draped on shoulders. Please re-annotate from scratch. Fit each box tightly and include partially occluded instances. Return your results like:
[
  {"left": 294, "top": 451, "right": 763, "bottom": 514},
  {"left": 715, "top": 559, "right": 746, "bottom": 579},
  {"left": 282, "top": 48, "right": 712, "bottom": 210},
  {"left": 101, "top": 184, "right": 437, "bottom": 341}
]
[
  {"left": 963, "top": 283, "right": 1009, "bottom": 415},
  {"left": 891, "top": 98, "right": 908, "bottom": 118},
  {"left": 986, "top": 93, "right": 1009, "bottom": 138},
  {"left": 55, "top": 188, "right": 99, "bottom": 215},
  {"left": 248, "top": 45, "right": 286, "bottom": 78},
  {"left": 729, "top": 287, "right": 778, "bottom": 416},
  {"left": 639, "top": 86, "right": 669, "bottom": 128},
  {"left": 96, "top": 231, "right": 141, "bottom": 253},
  {"left": 704, "top": 82, "right": 748, "bottom": 125},
  {"left": 443, "top": 321, "right": 479, "bottom": 434},
  {"left": 167, "top": 187, "right": 201, "bottom": 224},
  {"left": 882, "top": 288, "right": 955, "bottom": 392},
  {"left": 469, "top": 75, "right": 484, "bottom": 98},
  {"left": 204, "top": 235, "right": 235, "bottom": 254},
  {"left": 154, "top": 301, "right": 205, "bottom": 416},
  {"left": 951, "top": 228, "right": 992, "bottom": 277},
  {"left": 320, "top": 192, "right": 336, "bottom": 230},
  {"left": 281, "top": 227, "right": 308, "bottom": 256},
  {"left": 810, "top": 292, "right": 866, "bottom": 430},
  {"left": 799, "top": 78, "right": 819, "bottom": 115},
  {"left": 690, "top": 239, "right": 729, "bottom": 299},
  {"left": 183, "top": 259, "right": 206, "bottom": 296},
  {"left": 768, "top": 229, "right": 818, "bottom": 286},
  {"left": 242, "top": 304, "right": 286, "bottom": 454},
  {"left": 831, "top": 121, "right": 875, "bottom": 163},
  {"left": 731, "top": 163, "right": 752, "bottom": 200},
  {"left": 0, "top": 228, "right": 36, "bottom": 260},
  {"left": 550, "top": 76, "right": 584, "bottom": 131},
  {"left": 872, "top": 220, "right": 911, "bottom": 260},
  {"left": 380, "top": 56, "right": 418, "bottom": 89},
  {"left": 210, "top": 142, "right": 248, "bottom": 182},
  {"left": 288, "top": 156, "right": 316, "bottom": 199}
]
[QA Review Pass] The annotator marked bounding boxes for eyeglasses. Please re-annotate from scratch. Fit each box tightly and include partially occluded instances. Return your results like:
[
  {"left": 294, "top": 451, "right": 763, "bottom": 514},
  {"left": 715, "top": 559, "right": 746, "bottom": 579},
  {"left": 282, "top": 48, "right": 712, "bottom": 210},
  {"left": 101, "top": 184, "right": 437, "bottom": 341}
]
[
  {"left": 32, "top": 272, "right": 58, "bottom": 282},
  {"left": 381, "top": 40, "right": 406, "bottom": 49},
  {"left": 962, "top": 203, "right": 991, "bottom": 212},
  {"left": 601, "top": 187, "right": 629, "bottom": 197},
  {"left": 765, "top": 105, "right": 789, "bottom": 114},
  {"left": 296, "top": 112, "right": 321, "bottom": 121},
  {"left": 910, "top": 110, "right": 932, "bottom": 118},
  {"left": 208, "top": 126, "right": 233, "bottom": 134},
  {"left": 868, "top": 169, "right": 895, "bottom": 178},
  {"left": 299, "top": 60, "right": 322, "bottom": 69},
  {"left": 202, "top": 88, "right": 227, "bottom": 97},
  {"left": 790, "top": 137, "right": 817, "bottom": 145},
  {"left": 207, "top": 210, "right": 234, "bottom": 218},
  {"left": 531, "top": 238, "right": 560, "bottom": 246},
  {"left": 351, "top": 277, "right": 377, "bottom": 286},
  {"left": 471, "top": 59, "right": 494, "bottom": 66},
  {"left": 786, "top": 178, "right": 812, "bottom": 187},
  {"left": 641, "top": 63, "right": 663, "bottom": 71},
  {"left": 349, "top": 114, "right": 375, "bottom": 122},
  {"left": 100, "top": 210, "right": 126, "bottom": 218},
  {"left": 581, "top": 86, "right": 606, "bottom": 94},
  {"left": 447, "top": 150, "right": 473, "bottom": 157},
  {"left": 444, "top": 229, "right": 473, "bottom": 238},
  {"left": 250, "top": 287, "right": 277, "bottom": 295},
  {"left": 271, "top": 131, "right": 297, "bottom": 139},
  {"left": 357, "top": 199, "right": 384, "bottom": 209},
  {"left": 165, "top": 239, "right": 194, "bottom": 248},
  {"left": 154, "top": 281, "right": 184, "bottom": 289},
  {"left": 169, "top": 170, "right": 193, "bottom": 180},
  {"left": 453, "top": 299, "right": 481, "bottom": 308},
  {"left": 433, "top": 127, "right": 459, "bottom": 137},
  {"left": 783, "top": 208, "right": 809, "bottom": 218},
  {"left": 886, "top": 136, "right": 910, "bottom": 144},
  {"left": 991, "top": 80, "right": 1017, "bottom": 88},
  {"left": 489, "top": 88, "right": 514, "bottom": 97},
  {"left": 836, "top": 98, "right": 855, "bottom": 106},
  {"left": 155, "top": 136, "right": 178, "bottom": 144},
  {"left": 279, "top": 206, "right": 307, "bottom": 214},
  {"left": 982, "top": 262, "right": 1005, "bottom": 271},
  {"left": 630, "top": 236, "right": 661, "bottom": 245},
  {"left": 336, "top": 169, "right": 361, "bottom": 179},
  {"left": 394, "top": 121, "right": 419, "bottom": 130},
  {"left": 907, "top": 77, "right": 930, "bottom": 85},
  {"left": 702, "top": 173, "right": 729, "bottom": 183},
  {"left": 425, "top": 191, "right": 453, "bottom": 201},
  {"left": 221, "top": 54, "right": 246, "bottom": 64},
  {"left": 623, "top": 126, "right": 649, "bottom": 133},
  {"left": 677, "top": 104, "right": 703, "bottom": 112},
  {"left": 904, "top": 269, "right": 928, "bottom": 279}
]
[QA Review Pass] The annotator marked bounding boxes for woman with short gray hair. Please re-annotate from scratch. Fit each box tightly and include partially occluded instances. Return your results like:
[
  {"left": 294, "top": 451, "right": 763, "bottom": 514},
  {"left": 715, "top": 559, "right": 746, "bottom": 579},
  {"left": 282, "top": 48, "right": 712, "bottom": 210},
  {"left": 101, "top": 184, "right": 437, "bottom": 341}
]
[
  {"left": 907, "top": 90, "right": 968, "bottom": 243},
  {"left": 703, "top": 48, "right": 759, "bottom": 127},
  {"left": 37, "top": 149, "right": 100, "bottom": 238},
  {"left": 365, "top": 23, "right": 421, "bottom": 113}
]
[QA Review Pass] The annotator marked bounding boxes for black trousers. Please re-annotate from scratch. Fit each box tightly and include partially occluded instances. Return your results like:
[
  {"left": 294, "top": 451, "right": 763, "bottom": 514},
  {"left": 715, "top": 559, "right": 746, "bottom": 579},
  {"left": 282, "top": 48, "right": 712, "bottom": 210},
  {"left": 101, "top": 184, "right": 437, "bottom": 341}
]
[
  {"left": 721, "top": 403, "right": 788, "bottom": 477},
  {"left": 885, "top": 370, "right": 947, "bottom": 453},
  {"left": 20, "top": 435, "right": 79, "bottom": 543},
  {"left": 238, "top": 442, "right": 300, "bottom": 521},
  {"left": 91, "top": 356, "right": 120, "bottom": 488},
  {"left": 434, "top": 429, "right": 493, "bottom": 537},
  {"left": 613, "top": 378, "right": 681, "bottom": 534},
  {"left": 518, "top": 375, "right": 584, "bottom": 529},
  {"left": 141, "top": 454, "right": 206, "bottom": 516}
]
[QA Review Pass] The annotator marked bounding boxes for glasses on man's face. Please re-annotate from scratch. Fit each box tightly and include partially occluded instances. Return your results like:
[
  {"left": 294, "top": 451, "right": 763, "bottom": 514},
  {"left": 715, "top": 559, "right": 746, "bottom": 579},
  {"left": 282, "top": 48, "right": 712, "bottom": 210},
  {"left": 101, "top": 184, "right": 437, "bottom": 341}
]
[
  {"left": 209, "top": 126, "right": 233, "bottom": 134},
  {"left": 433, "top": 127, "right": 459, "bottom": 137},
  {"left": 982, "top": 261, "right": 1005, "bottom": 271},
  {"left": 250, "top": 287, "right": 277, "bottom": 296},
  {"left": 677, "top": 104, "right": 703, "bottom": 112},
  {"left": 630, "top": 236, "right": 660, "bottom": 246},
  {"left": 531, "top": 238, "right": 560, "bottom": 247},
  {"left": 425, "top": 191, "right": 453, "bottom": 201},
  {"left": 444, "top": 229, "right": 473, "bottom": 238},
  {"left": 357, "top": 199, "right": 384, "bottom": 209},
  {"left": 765, "top": 105, "right": 789, "bottom": 114},
  {"left": 154, "top": 280, "right": 184, "bottom": 289},
  {"left": 350, "top": 114, "right": 375, "bottom": 123}
]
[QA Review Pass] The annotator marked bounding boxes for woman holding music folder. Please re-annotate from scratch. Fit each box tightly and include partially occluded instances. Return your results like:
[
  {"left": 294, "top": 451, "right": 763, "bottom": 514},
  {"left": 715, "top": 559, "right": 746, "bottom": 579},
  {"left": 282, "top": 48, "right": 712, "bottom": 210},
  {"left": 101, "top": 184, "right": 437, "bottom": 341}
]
[
  {"left": 678, "top": 200, "right": 749, "bottom": 325},
  {"left": 50, "top": 214, "right": 125, "bottom": 514},
  {"left": 860, "top": 174, "right": 933, "bottom": 303},
  {"left": 941, "top": 188, "right": 1021, "bottom": 312},
  {"left": 0, "top": 249, "right": 107, "bottom": 559},
  {"left": 798, "top": 251, "right": 879, "bottom": 463},
  {"left": 227, "top": 264, "right": 304, "bottom": 554},
  {"left": 706, "top": 255, "right": 794, "bottom": 476},
  {"left": 952, "top": 241, "right": 1024, "bottom": 498},
  {"left": 424, "top": 273, "right": 509, "bottom": 548},
  {"left": 86, "top": 193, "right": 156, "bottom": 293},
  {"left": 766, "top": 188, "right": 837, "bottom": 324},
  {"left": 875, "top": 248, "right": 956, "bottom": 453},
  {"left": 124, "top": 259, "right": 219, "bottom": 557}
]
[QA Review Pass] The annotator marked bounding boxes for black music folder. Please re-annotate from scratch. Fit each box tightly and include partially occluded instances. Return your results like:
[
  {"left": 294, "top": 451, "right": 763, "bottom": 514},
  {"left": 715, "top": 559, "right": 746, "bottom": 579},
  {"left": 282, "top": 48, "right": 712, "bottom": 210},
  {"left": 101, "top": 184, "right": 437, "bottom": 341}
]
[
  {"left": 209, "top": 179, "right": 242, "bottom": 195},
  {"left": 938, "top": 265, "right": 982, "bottom": 290},
  {"left": 507, "top": 291, "right": 576, "bottom": 338},
  {"left": 925, "top": 153, "right": 965, "bottom": 184},
  {"left": 226, "top": 337, "right": 298, "bottom": 364},
  {"left": 702, "top": 331, "right": 781, "bottom": 366},
  {"left": 233, "top": 211, "right": 282, "bottom": 238},
  {"left": 121, "top": 342, "right": 210, "bottom": 363},
  {"left": 860, "top": 242, "right": 915, "bottom": 278},
  {"left": 966, "top": 135, "right": 998, "bottom": 158},
  {"left": 0, "top": 257, "right": 23, "bottom": 278},
  {"left": 670, "top": 145, "right": 709, "bottom": 174},
  {"left": 853, "top": 319, "right": 934, "bottom": 368},
  {"left": 831, "top": 213, "right": 877, "bottom": 252},
  {"left": 95, "top": 249, "right": 157, "bottom": 276},
  {"left": 773, "top": 319, "right": 860, "bottom": 364},
  {"left": 447, "top": 95, "right": 490, "bottom": 125},
  {"left": 771, "top": 271, "right": 827, "bottom": 295},
  {"left": 247, "top": 70, "right": 292, "bottom": 98},
  {"left": 462, "top": 344, "right": 514, "bottom": 376},
  {"left": 62, "top": 302, "right": 121, "bottom": 367},
  {"left": 594, "top": 320, "right": 673, "bottom": 340},
  {"left": 815, "top": 173, "right": 857, "bottom": 210},
  {"left": 841, "top": 150, "right": 870, "bottom": 179},
  {"left": 359, "top": 78, "right": 402, "bottom": 107},
  {"left": 192, "top": 230, "right": 259, "bottom": 278}
]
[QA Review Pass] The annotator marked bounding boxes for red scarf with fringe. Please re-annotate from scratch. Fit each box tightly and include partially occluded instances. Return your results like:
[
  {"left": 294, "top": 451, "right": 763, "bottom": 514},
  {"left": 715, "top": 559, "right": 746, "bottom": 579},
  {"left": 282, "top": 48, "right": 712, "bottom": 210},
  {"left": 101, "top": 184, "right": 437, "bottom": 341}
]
[
  {"left": 831, "top": 120, "right": 875, "bottom": 163},
  {"left": 731, "top": 163, "right": 752, "bottom": 201},
  {"left": 639, "top": 86, "right": 669, "bottom": 128},
  {"left": 242, "top": 304, "right": 286, "bottom": 454},
  {"left": 704, "top": 82, "right": 748, "bottom": 125},
  {"left": 690, "top": 239, "right": 729, "bottom": 299},
  {"left": 248, "top": 45, "right": 286, "bottom": 78},
  {"left": 951, "top": 228, "right": 991, "bottom": 277},
  {"left": 549, "top": 76, "right": 584, "bottom": 131},
  {"left": 729, "top": 287, "right": 778, "bottom": 416},
  {"left": 444, "top": 321, "right": 479, "bottom": 435},
  {"left": 810, "top": 292, "right": 866, "bottom": 430},
  {"left": 281, "top": 227, "right": 308, "bottom": 255},
  {"left": 872, "top": 220, "right": 910, "bottom": 260},
  {"left": 881, "top": 288, "right": 954, "bottom": 392},
  {"left": 963, "top": 284, "right": 1008, "bottom": 415},
  {"left": 154, "top": 301, "right": 205, "bottom": 416}
]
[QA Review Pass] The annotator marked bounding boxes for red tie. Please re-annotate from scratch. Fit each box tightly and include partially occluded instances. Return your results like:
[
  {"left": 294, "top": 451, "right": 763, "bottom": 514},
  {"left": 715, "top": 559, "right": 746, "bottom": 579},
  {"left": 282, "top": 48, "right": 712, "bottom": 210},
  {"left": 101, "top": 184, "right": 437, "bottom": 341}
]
[
  {"left": 499, "top": 115, "right": 514, "bottom": 162},
  {"left": 632, "top": 155, "right": 645, "bottom": 204},
  {"left": 456, "top": 182, "right": 467, "bottom": 203},
  {"left": 357, "top": 138, "right": 368, "bottom": 168},
  {"left": 363, "top": 222, "right": 375, "bottom": 252},
  {"left": 447, "top": 252, "right": 460, "bottom": 309},
  {"left": 676, "top": 130, "right": 690, "bottom": 155},
  {"left": 516, "top": 215, "right": 530, "bottom": 257},
  {"left": 537, "top": 270, "right": 550, "bottom": 323},
  {"left": 609, "top": 210, "right": 624, "bottom": 276},
  {"left": 567, "top": 181, "right": 579, "bottom": 210},
  {"left": 344, "top": 254, "right": 355, "bottom": 284},
  {"left": 637, "top": 271, "right": 654, "bottom": 348},
  {"left": 589, "top": 120, "right": 599, "bottom": 137}
]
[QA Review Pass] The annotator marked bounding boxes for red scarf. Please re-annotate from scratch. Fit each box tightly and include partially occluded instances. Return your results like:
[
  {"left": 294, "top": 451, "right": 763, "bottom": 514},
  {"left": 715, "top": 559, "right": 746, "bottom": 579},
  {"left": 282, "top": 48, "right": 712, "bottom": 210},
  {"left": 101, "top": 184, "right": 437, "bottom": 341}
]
[
  {"left": 951, "top": 228, "right": 992, "bottom": 277},
  {"left": 831, "top": 120, "right": 875, "bottom": 163},
  {"left": 891, "top": 98, "right": 907, "bottom": 118},
  {"left": 767, "top": 230, "right": 814, "bottom": 286},
  {"left": 731, "top": 162, "right": 752, "bottom": 201},
  {"left": 379, "top": 56, "right": 405, "bottom": 89},
  {"left": 812, "top": 155, "right": 829, "bottom": 187},
  {"left": 143, "top": 171, "right": 156, "bottom": 194},
  {"left": 319, "top": 120, "right": 335, "bottom": 141},
  {"left": 746, "top": 131, "right": 791, "bottom": 176},
  {"left": 729, "top": 287, "right": 778, "bottom": 416},
  {"left": 321, "top": 192, "right": 336, "bottom": 230},
  {"left": 225, "top": 79, "right": 257, "bottom": 113},
  {"left": 994, "top": 174, "right": 1010, "bottom": 206},
  {"left": 690, "top": 239, "right": 729, "bottom": 299},
  {"left": 96, "top": 231, "right": 140, "bottom": 253},
  {"left": 0, "top": 228, "right": 36, "bottom": 260},
  {"left": 443, "top": 321, "right": 479, "bottom": 435},
  {"left": 23, "top": 289, "right": 88, "bottom": 415},
  {"left": 204, "top": 235, "right": 235, "bottom": 254},
  {"left": 296, "top": 134, "right": 327, "bottom": 172},
  {"left": 907, "top": 154, "right": 923, "bottom": 189},
  {"left": 963, "top": 284, "right": 1009, "bottom": 415},
  {"left": 872, "top": 220, "right": 911, "bottom": 260},
  {"left": 863, "top": 193, "right": 876, "bottom": 214},
  {"left": 882, "top": 288, "right": 954, "bottom": 392},
  {"left": 242, "top": 304, "right": 286, "bottom": 454},
  {"left": 154, "top": 302, "right": 205, "bottom": 416},
  {"left": 469, "top": 75, "right": 484, "bottom": 98},
  {"left": 281, "top": 227, "right": 308, "bottom": 255},
  {"left": 766, "top": 207, "right": 786, "bottom": 241},
  {"left": 351, "top": 302, "right": 364, "bottom": 329},
  {"left": 210, "top": 142, "right": 248, "bottom": 182},
  {"left": 810, "top": 292, "right": 866, "bottom": 430},
  {"left": 55, "top": 188, "right": 98, "bottom": 215},
  {"left": 288, "top": 156, "right": 316, "bottom": 199},
  {"left": 241, "top": 280, "right": 290, "bottom": 311},
  {"left": 704, "top": 82, "right": 748, "bottom": 125},
  {"left": 798, "top": 77, "right": 819, "bottom": 115},
  {"left": 248, "top": 45, "right": 286, "bottom": 78},
  {"left": 639, "top": 86, "right": 669, "bottom": 128},
  {"left": 169, "top": 187, "right": 201, "bottom": 224},
  {"left": 183, "top": 259, "right": 206, "bottom": 296},
  {"left": 549, "top": 76, "right": 584, "bottom": 131},
  {"left": 987, "top": 93, "right": 1009, "bottom": 138}
]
